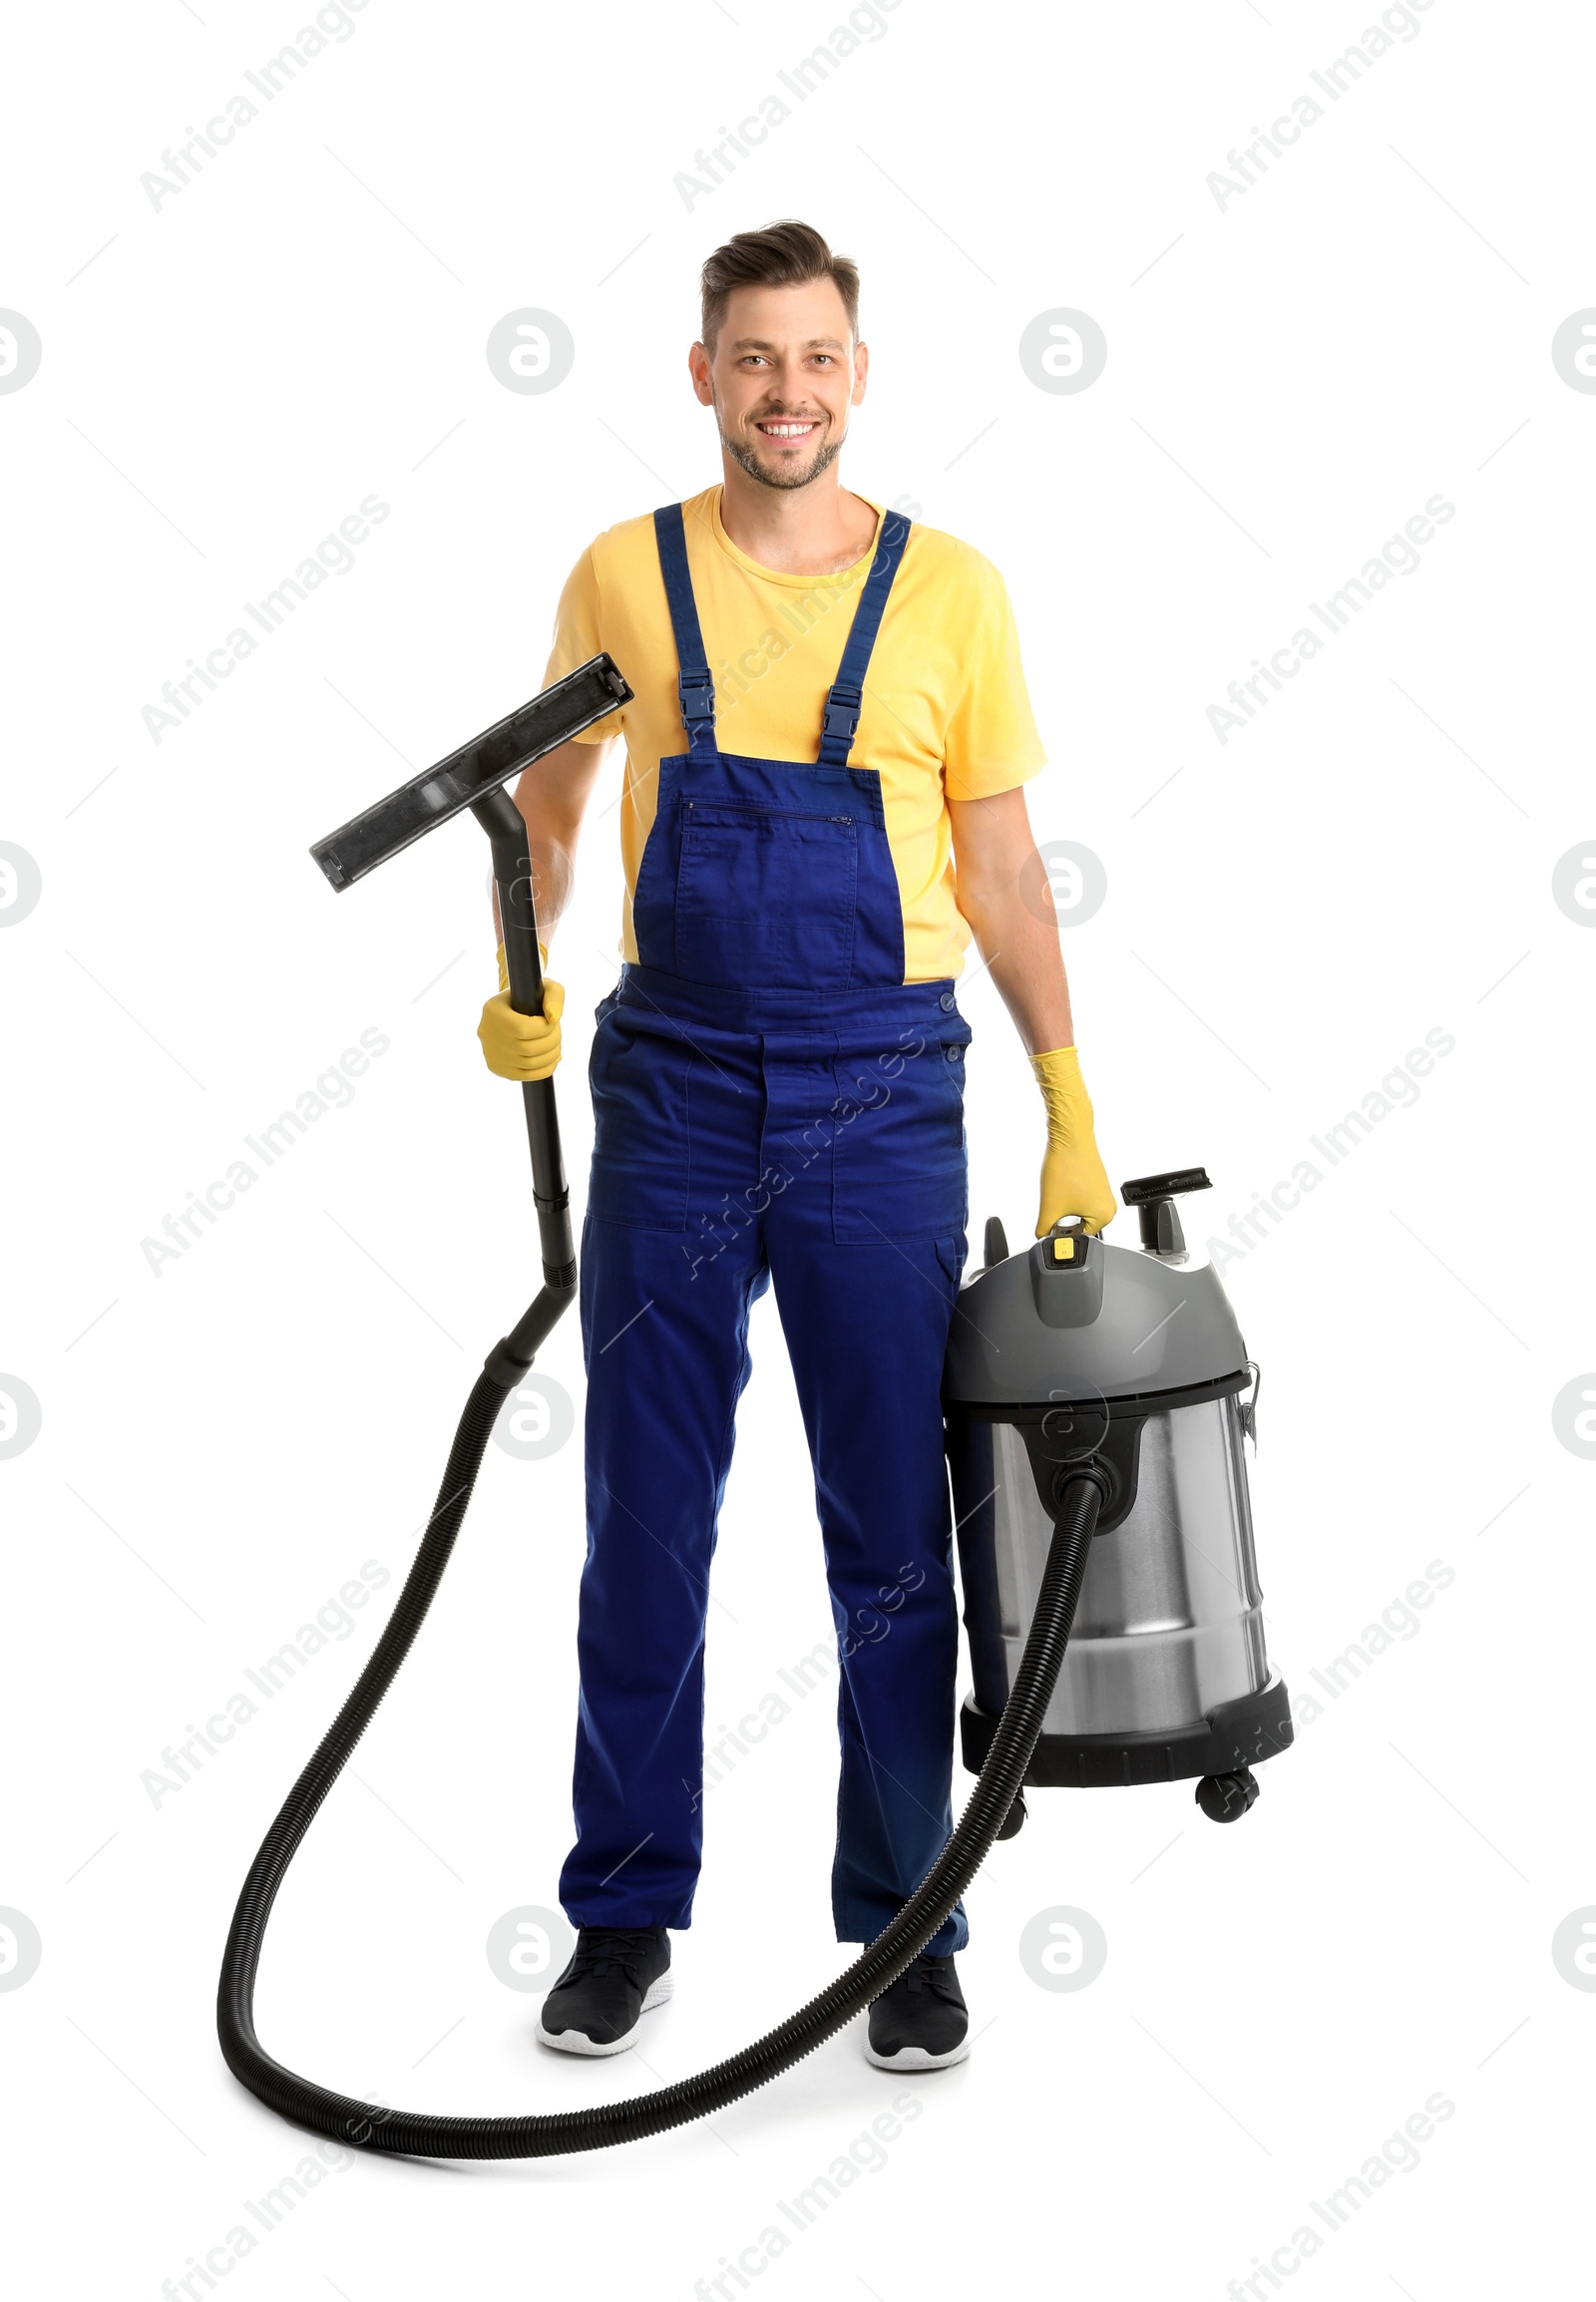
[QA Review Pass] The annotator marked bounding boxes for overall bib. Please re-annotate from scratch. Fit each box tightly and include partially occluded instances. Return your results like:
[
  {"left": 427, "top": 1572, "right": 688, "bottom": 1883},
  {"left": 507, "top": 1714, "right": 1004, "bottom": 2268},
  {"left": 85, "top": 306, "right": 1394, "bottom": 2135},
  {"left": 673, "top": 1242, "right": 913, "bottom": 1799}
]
[{"left": 562, "top": 502, "right": 973, "bottom": 1954}]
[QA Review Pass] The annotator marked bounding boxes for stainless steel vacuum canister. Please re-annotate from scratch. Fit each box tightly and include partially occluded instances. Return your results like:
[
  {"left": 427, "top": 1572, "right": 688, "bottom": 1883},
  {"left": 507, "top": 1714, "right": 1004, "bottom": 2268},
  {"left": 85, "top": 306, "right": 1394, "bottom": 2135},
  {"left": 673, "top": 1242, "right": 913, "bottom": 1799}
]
[{"left": 945, "top": 1169, "right": 1292, "bottom": 1823}]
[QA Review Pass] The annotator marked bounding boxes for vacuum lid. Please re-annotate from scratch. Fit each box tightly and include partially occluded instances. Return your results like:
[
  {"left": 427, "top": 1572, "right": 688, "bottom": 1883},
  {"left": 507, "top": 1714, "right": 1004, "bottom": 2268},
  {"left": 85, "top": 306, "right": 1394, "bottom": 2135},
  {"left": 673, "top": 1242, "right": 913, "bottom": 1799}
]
[{"left": 944, "top": 1170, "right": 1247, "bottom": 1406}]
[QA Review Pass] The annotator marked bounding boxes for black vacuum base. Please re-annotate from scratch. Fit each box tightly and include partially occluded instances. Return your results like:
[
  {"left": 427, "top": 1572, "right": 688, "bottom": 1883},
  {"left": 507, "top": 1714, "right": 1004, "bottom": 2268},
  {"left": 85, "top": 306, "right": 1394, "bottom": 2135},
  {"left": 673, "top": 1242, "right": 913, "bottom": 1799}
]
[{"left": 961, "top": 1675, "right": 1294, "bottom": 1790}]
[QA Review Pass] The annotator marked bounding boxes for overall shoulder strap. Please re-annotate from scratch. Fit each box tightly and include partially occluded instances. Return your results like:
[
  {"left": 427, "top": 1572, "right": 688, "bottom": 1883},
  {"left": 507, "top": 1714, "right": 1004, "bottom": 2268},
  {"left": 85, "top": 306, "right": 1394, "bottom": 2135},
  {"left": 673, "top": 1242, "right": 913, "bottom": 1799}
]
[
  {"left": 652, "top": 504, "right": 717, "bottom": 759},
  {"left": 816, "top": 510, "right": 913, "bottom": 768}
]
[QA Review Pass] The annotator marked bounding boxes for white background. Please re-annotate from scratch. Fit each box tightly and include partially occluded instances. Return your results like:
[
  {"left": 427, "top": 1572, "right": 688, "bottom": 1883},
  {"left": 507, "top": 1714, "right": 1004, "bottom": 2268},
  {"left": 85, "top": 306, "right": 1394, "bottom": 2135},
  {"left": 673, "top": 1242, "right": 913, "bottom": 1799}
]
[{"left": 2, "top": 0, "right": 1591, "bottom": 2294}]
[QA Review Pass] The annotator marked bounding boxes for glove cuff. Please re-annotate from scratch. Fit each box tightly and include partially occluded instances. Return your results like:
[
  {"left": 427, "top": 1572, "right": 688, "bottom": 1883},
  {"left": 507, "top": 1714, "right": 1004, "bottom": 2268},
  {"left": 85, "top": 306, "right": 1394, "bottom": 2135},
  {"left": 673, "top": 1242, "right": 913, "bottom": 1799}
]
[
  {"left": 1030, "top": 1043, "right": 1081, "bottom": 1086},
  {"left": 495, "top": 940, "right": 550, "bottom": 994},
  {"left": 1031, "top": 1045, "right": 1090, "bottom": 1145}
]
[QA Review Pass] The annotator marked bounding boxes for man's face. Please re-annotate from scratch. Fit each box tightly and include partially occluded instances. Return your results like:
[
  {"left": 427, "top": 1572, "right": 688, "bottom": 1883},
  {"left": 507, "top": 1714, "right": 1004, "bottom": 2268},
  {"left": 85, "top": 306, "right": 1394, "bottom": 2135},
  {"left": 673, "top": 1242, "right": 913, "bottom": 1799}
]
[{"left": 691, "top": 278, "right": 868, "bottom": 493}]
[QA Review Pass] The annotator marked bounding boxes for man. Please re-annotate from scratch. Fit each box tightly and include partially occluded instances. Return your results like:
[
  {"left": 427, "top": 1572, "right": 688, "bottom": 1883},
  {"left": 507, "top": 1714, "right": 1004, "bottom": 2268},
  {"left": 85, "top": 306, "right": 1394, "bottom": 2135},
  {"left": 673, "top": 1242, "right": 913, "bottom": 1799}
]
[{"left": 478, "top": 220, "right": 1115, "bottom": 2070}]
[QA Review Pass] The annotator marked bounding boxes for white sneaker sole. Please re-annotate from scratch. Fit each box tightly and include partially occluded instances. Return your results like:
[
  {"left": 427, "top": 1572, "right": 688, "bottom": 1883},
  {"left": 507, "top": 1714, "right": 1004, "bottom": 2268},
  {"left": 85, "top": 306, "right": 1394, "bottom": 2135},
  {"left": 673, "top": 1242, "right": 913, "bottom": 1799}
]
[
  {"left": 863, "top": 2033, "right": 972, "bottom": 2072},
  {"left": 537, "top": 1972, "right": 673, "bottom": 2058}
]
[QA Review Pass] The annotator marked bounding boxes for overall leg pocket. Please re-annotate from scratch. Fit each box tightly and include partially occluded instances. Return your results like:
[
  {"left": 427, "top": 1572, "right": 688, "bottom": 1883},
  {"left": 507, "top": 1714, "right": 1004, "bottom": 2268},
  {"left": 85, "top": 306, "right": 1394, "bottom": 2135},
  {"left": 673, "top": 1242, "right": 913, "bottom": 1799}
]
[
  {"left": 832, "top": 1028, "right": 970, "bottom": 1244},
  {"left": 587, "top": 1010, "right": 691, "bottom": 1231},
  {"left": 934, "top": 1231, "right": 969, "bottom": 1297}
]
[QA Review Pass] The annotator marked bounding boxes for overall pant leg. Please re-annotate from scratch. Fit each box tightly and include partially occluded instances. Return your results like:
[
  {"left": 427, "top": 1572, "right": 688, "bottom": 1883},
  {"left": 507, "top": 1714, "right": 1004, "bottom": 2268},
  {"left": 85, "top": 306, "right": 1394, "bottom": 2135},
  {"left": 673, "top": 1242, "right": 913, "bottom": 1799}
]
[
  {"left": 762, "top": 1020, "right": 971, "bottom": 1953},
  {"left": 559, "top": 1004, "right": 768, "bottom": 1928}
]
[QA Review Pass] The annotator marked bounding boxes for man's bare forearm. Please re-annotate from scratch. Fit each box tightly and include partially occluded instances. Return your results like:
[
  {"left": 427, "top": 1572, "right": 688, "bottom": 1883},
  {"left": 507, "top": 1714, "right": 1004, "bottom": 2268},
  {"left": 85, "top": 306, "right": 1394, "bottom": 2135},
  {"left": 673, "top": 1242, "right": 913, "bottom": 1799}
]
[
  {"left": 947, "top": 787, "right": 1075, "bottom": 1054},
  {"left": 495, "top": 734, "right": 610, "bottom": 946}
]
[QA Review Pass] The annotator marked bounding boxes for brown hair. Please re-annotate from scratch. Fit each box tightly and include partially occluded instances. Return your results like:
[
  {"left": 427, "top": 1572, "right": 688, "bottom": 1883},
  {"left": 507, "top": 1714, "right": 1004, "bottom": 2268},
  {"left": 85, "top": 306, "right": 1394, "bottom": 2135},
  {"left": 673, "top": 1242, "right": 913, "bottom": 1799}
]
[{"left": 699, "top": 220, "right": 860, "bottom": 354}]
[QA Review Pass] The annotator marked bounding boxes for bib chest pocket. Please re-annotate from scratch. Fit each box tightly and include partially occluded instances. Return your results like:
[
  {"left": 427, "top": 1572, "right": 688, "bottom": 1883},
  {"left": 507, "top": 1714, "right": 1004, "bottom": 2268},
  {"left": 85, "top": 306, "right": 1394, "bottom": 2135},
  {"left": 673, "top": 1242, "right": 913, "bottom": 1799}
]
[{"left": 673, "top": 801, "right": 860, "bottom": 988}]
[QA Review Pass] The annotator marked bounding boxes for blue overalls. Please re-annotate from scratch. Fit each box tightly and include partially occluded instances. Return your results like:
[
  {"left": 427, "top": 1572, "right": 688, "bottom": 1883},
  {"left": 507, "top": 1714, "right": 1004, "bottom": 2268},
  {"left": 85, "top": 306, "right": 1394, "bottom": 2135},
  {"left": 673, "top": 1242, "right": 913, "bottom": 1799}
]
[{"left": 560, "top": 502, "right": 973, "bottom": 1954}]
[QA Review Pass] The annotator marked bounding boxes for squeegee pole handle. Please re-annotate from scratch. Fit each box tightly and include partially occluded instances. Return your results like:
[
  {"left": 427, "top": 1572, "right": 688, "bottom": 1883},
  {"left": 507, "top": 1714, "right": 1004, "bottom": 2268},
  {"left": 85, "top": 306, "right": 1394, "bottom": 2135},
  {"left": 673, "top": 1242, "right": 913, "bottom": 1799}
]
[{"left": 469, "top": 788, "right": 577, "bottom": 1288}]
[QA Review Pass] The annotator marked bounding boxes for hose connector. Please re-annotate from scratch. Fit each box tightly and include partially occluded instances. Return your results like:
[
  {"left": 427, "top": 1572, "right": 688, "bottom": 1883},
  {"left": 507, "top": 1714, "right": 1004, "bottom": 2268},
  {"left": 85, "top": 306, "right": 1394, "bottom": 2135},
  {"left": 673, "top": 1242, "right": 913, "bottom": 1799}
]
[
  {"left": 483, "top": 1274, "right": 581, "bottom": 1388},
  {"left": 1052, "top": 1457, "right": 1113, "bottom": 1518}
]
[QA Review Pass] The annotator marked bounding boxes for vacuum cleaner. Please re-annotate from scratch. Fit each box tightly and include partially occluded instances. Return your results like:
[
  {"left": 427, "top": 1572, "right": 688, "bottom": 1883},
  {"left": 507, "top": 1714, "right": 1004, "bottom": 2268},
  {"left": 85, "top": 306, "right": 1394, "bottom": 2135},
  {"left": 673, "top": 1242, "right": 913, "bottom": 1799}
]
[
  {"left": 215, "top": 659, "right": 1292, "bottom": 2160},
  {"left": 948, "top": 1187, "right": 1291, "bottom": 1833}
]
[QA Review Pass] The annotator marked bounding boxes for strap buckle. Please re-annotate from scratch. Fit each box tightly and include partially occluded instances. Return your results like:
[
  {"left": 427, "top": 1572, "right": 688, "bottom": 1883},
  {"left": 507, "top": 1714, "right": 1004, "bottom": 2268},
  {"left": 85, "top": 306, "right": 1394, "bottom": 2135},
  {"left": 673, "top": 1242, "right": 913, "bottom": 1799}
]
[
  {"left": 821, "top": 685, "right": 862, "bottom": 744},
  {"left": 678, "top": 669, "right": 715, "bottom": 721}
]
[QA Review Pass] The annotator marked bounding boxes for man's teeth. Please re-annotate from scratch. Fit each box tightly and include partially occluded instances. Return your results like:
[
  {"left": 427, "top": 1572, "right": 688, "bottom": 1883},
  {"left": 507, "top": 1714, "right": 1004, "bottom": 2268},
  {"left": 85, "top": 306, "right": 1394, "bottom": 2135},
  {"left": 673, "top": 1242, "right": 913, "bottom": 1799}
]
[{"left": 759, "top": 421, "right": 815, "bottom": 437}]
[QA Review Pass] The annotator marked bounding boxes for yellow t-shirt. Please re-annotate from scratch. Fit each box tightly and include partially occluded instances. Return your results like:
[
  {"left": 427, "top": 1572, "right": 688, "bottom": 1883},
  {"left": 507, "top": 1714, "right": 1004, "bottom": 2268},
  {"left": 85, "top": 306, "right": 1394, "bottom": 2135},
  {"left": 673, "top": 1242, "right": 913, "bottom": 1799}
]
[{"left": 542, "top": 484, "right": 1045, "bottom": 981}]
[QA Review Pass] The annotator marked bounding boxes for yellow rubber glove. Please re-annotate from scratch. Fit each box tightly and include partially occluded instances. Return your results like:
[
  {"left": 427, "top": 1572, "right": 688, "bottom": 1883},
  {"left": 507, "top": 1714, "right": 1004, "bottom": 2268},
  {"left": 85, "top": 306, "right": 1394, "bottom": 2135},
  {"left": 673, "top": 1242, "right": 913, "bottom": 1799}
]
[
  {"left": 478, "top": 941, "right": 564, "bottom": 1081},
  {"left": 1032, "top": 1045, "right": 1117, "bottom": 1236}
]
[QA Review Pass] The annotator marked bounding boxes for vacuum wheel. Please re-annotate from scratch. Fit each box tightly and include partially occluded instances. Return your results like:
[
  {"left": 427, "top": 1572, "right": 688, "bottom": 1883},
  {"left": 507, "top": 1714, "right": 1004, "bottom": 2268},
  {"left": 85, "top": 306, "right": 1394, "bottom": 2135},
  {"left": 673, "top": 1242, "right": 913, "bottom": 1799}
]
[
  {"left": 996, "top": 1790, "right": 1027, "bottom": 1840},
  {"left": 1195, "top": 1766, "right": 1259, "bottom": 1823}
]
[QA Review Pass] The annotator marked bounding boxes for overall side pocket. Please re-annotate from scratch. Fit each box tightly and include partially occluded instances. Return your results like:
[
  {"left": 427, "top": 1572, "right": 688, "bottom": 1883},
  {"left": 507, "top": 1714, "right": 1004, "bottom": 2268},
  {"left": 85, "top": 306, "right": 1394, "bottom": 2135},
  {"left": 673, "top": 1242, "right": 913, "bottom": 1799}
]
[
  {"left": 831, "top": 1028, "right": 971, "bottom": 1244},
  {"left": 587, "top": 1010, "right": 691, "bottom": 1232}
]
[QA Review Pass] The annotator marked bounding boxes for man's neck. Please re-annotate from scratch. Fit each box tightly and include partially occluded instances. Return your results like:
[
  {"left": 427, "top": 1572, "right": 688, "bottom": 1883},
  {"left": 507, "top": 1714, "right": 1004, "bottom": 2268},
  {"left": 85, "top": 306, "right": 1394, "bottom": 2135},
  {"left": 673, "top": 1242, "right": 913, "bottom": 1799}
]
[{"left": 715, "top": 458, "right": 879, "bottom": 576}]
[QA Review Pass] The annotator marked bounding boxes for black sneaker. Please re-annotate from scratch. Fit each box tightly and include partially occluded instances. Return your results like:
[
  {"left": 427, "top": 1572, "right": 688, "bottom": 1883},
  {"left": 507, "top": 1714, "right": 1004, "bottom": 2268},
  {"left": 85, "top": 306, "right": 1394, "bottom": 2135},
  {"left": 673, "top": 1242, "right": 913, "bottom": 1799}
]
[
  {"left": 536, "top": 1926, "right": 672, "bottom": 2058},
  {"left": 865, "top": 1953, "right": 970, "bottom": 2071}
]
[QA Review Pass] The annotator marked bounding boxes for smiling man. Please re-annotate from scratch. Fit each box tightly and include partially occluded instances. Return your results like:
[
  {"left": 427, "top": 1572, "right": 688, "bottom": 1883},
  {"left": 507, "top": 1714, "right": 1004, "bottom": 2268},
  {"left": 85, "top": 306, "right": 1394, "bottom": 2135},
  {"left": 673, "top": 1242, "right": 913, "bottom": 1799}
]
[{"left": 477, "top": 219, "right": 1115, "bottom": 2069}]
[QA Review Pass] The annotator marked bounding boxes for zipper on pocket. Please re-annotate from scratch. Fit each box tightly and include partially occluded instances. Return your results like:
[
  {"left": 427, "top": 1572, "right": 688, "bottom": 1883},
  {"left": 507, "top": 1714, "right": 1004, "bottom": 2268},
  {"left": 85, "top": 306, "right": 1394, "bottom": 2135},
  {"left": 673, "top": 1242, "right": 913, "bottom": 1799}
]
[{"left": 683, "top": 801, "right": 856, "bottom": 827}]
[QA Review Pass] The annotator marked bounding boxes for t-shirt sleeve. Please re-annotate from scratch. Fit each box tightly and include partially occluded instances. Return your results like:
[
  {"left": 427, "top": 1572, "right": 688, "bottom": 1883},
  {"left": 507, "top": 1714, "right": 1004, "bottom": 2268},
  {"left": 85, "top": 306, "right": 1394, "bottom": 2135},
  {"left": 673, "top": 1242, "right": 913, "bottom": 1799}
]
[
  {"left": 941, "top": 554, "right": 1046, "bottom": 803},
  {"left": 541, "top": 543, "right": 626, "bottom": 742}
]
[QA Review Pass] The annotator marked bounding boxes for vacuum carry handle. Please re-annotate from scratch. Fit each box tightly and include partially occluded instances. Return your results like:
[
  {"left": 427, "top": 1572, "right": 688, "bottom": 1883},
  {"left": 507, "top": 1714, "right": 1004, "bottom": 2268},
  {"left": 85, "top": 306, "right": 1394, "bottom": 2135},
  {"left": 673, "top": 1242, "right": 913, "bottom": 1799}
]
[
  {"left": 1120, "top": 1166, "right": 1211, "bottom": 1258},
  {"left": 1119, "top": 1167, "right": 1211, "bottom": 1206}
]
